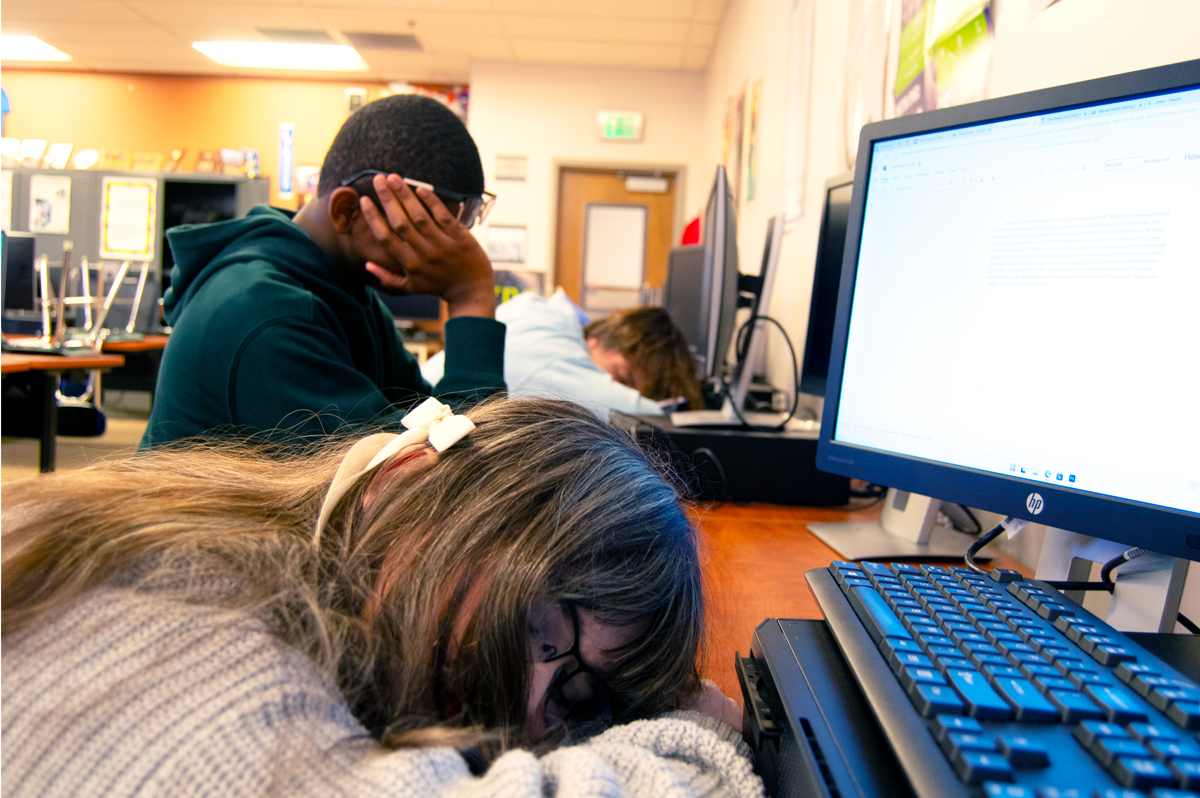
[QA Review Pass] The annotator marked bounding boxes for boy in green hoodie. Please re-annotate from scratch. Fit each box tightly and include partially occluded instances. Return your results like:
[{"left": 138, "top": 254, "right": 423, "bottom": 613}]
[{"left": 141, "top": 95, "right": 505, "bottom": 448}]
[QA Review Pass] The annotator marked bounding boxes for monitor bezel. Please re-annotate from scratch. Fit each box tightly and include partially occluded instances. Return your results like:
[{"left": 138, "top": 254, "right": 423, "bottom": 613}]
[{"left": 816, "top": 59, "right": 1200, "bottom": 561}]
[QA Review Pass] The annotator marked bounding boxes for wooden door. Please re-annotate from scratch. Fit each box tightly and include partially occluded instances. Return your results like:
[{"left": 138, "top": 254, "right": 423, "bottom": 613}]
[{"left": 554, "top": 169, "right": 676, "bottom": 315}]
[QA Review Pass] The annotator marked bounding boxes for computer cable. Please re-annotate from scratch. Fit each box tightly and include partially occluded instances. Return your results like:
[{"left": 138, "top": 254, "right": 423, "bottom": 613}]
[
  {"left": 1099, "top": 547, "right": 1198, "bottom": 634},
  {"left": 724, "top": 315, "right": 799, "bottom": 432}
]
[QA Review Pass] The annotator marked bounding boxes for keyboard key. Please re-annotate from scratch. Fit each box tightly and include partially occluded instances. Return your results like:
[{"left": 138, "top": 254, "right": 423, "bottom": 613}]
[
  {"left": 1093, "top": 790, "right": 1150, "bottom": 798},
  {"left": 1086, "top": 684, "right": 1152, "bottom": 724},
  {"left": 1091, "top": 737, "right": 1151, "bottom": 767},
  {"left": 891, "top": 651, "right": 935, "bottom": 674},
  {"left": 1034, "top": 789, "right": 1084, "bottom": 798},
  {"left": 933, "top": 713, "right": 982, "bottom": 740},
  {"left": 848, "top": 586, "right": 911, "bottom": 644},
  {"left": 1150, "top": 689, "right": 1200, "bottom": 713},
  {"left": 900, "top": 665, "right": 947, "bottom": 692},
  {"left": 1093, "top": 646, "right": 1139, "bottom": 667},
  {"left": 944, "top": 730, "right": 998, "bottom": 757},
  {"left": 1049, "top": 690, "right": 1107, "bottom": 722},
  {"left": 1074, "top": 720, "right": 1131, "bottom": 748},
  {"left": 1116, "top": 662, "right": 1162, "bottom": 684},
  {"left": 1144, "top": 737, "right": 1200, "bottom": 761},
  {"left": 955, "top": 751, "right": 1014, "bottom": 784},
  {"left": 1110, "top": 756, "right": 1176, "bottom": 790},
  {"left": 1133, "top": 676, "right": 1188, "bottom": 698},
  {"left": 913, "top": 682, "right": 966, "bottom": 717},
  {"left": 1126, "top": 722, "right": 1180, "bottom": 745},
  {"left": 1168, "top": 759, "right": 1200, "bottom": 790},
  {"left": 1034, "top": 676, "right": 1076, "bottom": 693},
  {"left": 997, "top": 734, "right": 1051, "bottom": 767},
  {"left": 881, "top": 637, "right": 924, "bottom": 659},
  {"left": 1149, "top": 788, "right": 1200, "bottom": 798},
  {"left": 949, "top": 669, "right": 1014, "bottom": 720},
  {"left": 984, "top": 783, "right": 1034, "bottom": 797},
  {"left": 994, "top": 677, "right": 1060, "bottom": 722},
  {"left": 1166, "top": 701, "right": 1200, "bottom": 730}
]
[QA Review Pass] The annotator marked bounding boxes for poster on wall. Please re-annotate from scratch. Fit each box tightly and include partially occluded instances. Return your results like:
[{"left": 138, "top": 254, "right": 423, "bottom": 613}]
[
  {"left": 893, "top": 0, "right": 994, "bottom": 117},
  {"left": 100, "top": 176, "right": 156, "bottom": 261},
  {"left": 487, "top": 224, "right": 527, "bottom": 264},
  {"left": 747, "top": 79, "right": 762, "bottom": 202},
  {"left": 278, "top": 123, "right": 295, "bottom": 200},
  {"left": 844, "top": 0, "right": 892, "bottom": 166},
  {"left": 726, "top": 86, "right": 746, "bottom": 209},
  {"left": 29, "top": 174, "right": 72, "bottom": 234},
  {"left": 783, "top": 0, "right": 817, "bottom": 228}
]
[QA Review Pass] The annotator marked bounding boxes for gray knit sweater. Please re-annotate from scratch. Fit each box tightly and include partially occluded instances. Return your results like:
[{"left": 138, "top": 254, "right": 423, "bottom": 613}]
[{"left": 1, "top": 586, "right": 763, "bottom": 798}]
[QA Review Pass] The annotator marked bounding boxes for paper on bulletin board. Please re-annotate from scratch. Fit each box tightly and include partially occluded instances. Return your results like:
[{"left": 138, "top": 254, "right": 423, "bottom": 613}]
[
  {"left": 29, "top": 173, "right": 72, "bottom": 234},
  {"left": 2, "top": 170, "right": 12, "bottom": 232},
  {"left": 893, "top": 0, "right": 992, "bottom": 117},
  {"left": 747, "top": 78, "right": 762, "bottom": 202},
  {"left": 844, "top": 0, "right": 892, "bottom": 167},
  {"left": 100, "top": 176, "right": 157, "bottom": 261},
  {"left": 783, "top": 0, "right": 816, "bottom": 229}
]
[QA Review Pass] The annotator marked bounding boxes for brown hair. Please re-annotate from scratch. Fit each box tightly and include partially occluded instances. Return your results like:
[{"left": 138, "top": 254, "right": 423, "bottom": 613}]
[
  {"left": 1, "top": 398, "right": 704, "bottom": 757},
  {"left": 585, "top": 307, "right": 704, "bottom": 410}
]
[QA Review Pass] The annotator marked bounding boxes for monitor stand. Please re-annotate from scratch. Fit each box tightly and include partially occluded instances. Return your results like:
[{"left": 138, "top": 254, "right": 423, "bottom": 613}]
[{"left": 808, "top": 488, "right": 995, "bottom": 562}]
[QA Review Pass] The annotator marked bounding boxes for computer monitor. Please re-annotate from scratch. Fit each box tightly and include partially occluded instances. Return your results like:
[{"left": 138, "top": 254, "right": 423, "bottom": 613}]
[
  {"left": 662, "top": 244, "right": 704, "bottom": 371},
  {"left": 379, "top": 293, "right": 441, "bottom": 327},
  {"left": 671, "top": 212, "right": 786, "bottom": 427},
  {"left": 2, "top": 231, "right": 38, "bottom": 312},
  {"left": 699, "top": 165, "right": 739, "bottom": 384},
  {"left": 798, "top": 172, "right": 855, "bottom": 401},
  {"left": 813, "top": 59, "right": 1200, "bottom": 563}
]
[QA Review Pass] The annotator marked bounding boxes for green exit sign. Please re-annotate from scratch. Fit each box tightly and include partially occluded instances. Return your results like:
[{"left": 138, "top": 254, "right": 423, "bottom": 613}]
[{"left": 596, "top": 110, "right": 644, "bottom": 142}]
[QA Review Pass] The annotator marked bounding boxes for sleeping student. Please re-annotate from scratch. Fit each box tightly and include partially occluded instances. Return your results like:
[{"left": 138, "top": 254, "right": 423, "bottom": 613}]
[{"left": 2, "top": 397, "right": 757, "bottom": 798}]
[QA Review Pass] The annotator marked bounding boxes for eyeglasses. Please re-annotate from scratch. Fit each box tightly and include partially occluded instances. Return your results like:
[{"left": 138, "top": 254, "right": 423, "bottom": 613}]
[
  {"left": 339, "top": 169, "right": 496, "bottom": 230},
  {"left": 537, "top": 602, "right": 613, "bottom": 732}
]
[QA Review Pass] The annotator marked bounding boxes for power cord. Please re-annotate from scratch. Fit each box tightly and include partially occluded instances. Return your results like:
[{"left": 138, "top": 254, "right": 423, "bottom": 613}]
[{"left": 722, "top": 315, "right": 800, "bottom": 432}]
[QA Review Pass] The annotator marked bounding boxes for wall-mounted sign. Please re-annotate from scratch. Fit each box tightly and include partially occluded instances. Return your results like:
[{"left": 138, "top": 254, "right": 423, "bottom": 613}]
[
  {"left": 596, "top": 110, "right": 644, "bottom": 142},
  {"left": 278, "top": 122, "right": 295, "bottom": 200},
  {"left": 99, "top": 176, "right": 156, "bottom": 261}
]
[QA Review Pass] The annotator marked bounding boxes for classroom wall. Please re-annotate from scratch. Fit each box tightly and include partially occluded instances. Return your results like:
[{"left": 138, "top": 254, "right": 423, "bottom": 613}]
[
  {"left": 466, "top": 60, "right": 706, "bottom": 279},
  {"left": 0, "top": 71, "right": 390, "bottom": 207}
]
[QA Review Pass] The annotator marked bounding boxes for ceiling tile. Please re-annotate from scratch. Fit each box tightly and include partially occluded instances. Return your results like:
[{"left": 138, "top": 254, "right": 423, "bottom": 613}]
[
  {"left": 302, "top": 0, "right": 494, "bottom": 10},
  {"left": 128, "top": 3, "right": 327, "bottom": 34},
  {"left": 511, "top": 39, "right": 685, "bottom": 69},
  {"left": 0, "top": 0, "right": 144, "bottom": 24},
  {"left": 407, "top": 36, "right": 513, "bottom": 59},
  {"left": 499, "top": 16, "right": 689, "bottom": 45},
  {"left": 307, "top": 8, "right": 503, "bottom": 38},
  {"left": 29, "top": 22, "right": 181, "bottom": 46},
  {"left": 495, "top": 0, "right": 699, "bottom": 22}
]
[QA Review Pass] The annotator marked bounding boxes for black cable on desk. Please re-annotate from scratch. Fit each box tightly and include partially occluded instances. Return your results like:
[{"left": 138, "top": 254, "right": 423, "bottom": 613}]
[
  {"left": 723, "top": 315, "right": 799, "bottom": 432},
  {"left": 965, "top": 519, "right": 1008, "bottom": 574}
]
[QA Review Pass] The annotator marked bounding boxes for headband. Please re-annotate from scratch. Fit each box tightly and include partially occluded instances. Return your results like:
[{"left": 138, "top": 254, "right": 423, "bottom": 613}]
[{"left": 313, "top": 397, "right": 475, "bottom": 542}]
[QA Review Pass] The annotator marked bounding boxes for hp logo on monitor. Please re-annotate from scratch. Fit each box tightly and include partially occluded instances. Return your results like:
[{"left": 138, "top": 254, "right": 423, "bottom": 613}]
[{"left": 1026, "top": 493, "right": 1045, "bottom": 515}]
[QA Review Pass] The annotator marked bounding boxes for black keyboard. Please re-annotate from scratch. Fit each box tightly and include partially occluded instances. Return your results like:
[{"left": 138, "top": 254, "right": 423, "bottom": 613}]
[{"left": 739, "top": 564, "right": 1200, "bottom": 798}]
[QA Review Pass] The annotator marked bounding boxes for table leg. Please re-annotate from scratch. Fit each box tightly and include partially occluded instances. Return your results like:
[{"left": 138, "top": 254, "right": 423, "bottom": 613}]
[{"left": 35, "top": 371, "right": 59, "bottom": 472}]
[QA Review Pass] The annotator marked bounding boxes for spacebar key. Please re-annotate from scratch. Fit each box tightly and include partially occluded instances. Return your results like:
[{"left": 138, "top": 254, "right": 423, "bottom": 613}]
[{"left": 848, "top": 586, "right": 912, "bottom": 645}]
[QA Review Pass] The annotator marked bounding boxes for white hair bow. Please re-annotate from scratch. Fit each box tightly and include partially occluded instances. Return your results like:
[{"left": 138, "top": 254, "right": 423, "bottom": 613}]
[{"left": 313, "top": 397, "right": 476, "bottom": 542}]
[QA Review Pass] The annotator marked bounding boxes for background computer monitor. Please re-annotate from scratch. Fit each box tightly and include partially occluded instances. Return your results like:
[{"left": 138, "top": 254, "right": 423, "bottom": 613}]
[
  {"left": 815, "top": 59, "right": 1200, "bottom": 562},
  {"left": 799, "top": 172, "right": 854, "bottom": 401},
  {"left": 378, "top": 293, "right": 442, "bottom": 327},
  {"left": 725, "top": 212, "right": 785, "bottom": 417},
  {"left": 2, "top": 231, "right": 38, "bottom": 313},
  {"left": 662, "top": 244, "right": 704, "bottom": 373},
  {"left": 699, "top": 164, "right": 740, "bottom": 385}
]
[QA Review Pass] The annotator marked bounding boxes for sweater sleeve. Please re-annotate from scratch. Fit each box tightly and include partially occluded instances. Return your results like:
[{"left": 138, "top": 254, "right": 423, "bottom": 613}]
[{"left": 434, "top": 316, "right": 507, "bottom": 407}]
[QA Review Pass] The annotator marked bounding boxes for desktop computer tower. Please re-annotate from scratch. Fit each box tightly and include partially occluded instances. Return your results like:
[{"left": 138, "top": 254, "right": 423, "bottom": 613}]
[{"left": 615, "top": 413, "right": 852, "bottom": 507}]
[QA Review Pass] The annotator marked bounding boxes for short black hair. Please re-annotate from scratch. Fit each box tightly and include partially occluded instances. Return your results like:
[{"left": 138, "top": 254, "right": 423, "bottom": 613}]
[{"left": 316, "top": 94, "right": 484, "bottom": 199}]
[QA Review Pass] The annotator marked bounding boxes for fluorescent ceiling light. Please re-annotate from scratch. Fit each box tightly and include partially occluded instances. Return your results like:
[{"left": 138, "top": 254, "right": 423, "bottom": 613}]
[
  {"left": 1, "top": 35, "right": 72, "bottom": 62},
  {"left": 193, "top": 41, "right": 368, "bottom": 71}
]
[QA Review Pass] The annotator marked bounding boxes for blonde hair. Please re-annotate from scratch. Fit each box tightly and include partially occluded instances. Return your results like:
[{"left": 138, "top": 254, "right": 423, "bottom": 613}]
[
  {"left": 2, "top": 398, "right": 704, "bottom": 757},
  {"left": 585, "top": 307, "right": 704, "bottom": 410}
]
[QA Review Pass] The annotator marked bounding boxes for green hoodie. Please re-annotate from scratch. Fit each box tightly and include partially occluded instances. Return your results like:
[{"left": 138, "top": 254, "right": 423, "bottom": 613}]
[{"left": 140, "top": 206, "right": 505, "bottom": 448}]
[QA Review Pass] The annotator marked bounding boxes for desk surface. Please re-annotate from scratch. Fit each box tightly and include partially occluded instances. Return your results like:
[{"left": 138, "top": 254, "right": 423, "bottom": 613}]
[
  {"left": 693, "top": 500, "right": 1032, "bottom": 708},
  {"left": 1, "top": 351, "right": 125, "bottom": 374},
  {"left": 102, "top": 334, "right": 169, "bottom": 353}
]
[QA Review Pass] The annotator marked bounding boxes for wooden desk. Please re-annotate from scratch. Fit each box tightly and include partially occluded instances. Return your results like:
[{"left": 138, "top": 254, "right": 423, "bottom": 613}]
[
  {"left": 1, "top": 351, "right": 125, "bottom": 472},
  {"left": 693, "top": 500, "right": 1033, "bottom": 708},
  {"left": 101, "top": 333, "right": 169, "bottom": 353},
  {"left": 100, "top": 334, "right": 168, "bottom": 397}
]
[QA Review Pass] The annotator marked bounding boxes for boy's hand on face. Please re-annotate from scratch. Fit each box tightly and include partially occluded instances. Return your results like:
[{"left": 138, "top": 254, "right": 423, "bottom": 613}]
[{"left": 359, "top": 173, "right": 496, "bottom": 319}]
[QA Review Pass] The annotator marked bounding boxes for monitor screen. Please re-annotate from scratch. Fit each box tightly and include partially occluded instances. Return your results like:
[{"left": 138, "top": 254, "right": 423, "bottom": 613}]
[
  {"left": 663, "top": 244, "right": 704, "bottom": 360},
  {"left": 699, "top": 165, "right": 740, "bottom": 382},
  {"left": 727, "top": 212, "right": 784, "bottom": 414},
  {"left": 817, "top": 59, "right": 1200, "bottom": 561},
  {"left": 799, "top": 172, "right": 854, "bottom": 398},
  {"left": 379, "top": 293, "right": 441, "bottom": 325},
  {"left": 2, "top": 231, "right": 38, "bottom": 312}
]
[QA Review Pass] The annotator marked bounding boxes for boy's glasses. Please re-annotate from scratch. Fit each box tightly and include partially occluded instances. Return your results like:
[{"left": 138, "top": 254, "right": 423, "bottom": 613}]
[
  {"left": 538, "top": 602, "right": 614, "bottom": 732},
  {"left": 339, "top": 169, "right": 496, "bottom": 230}
]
